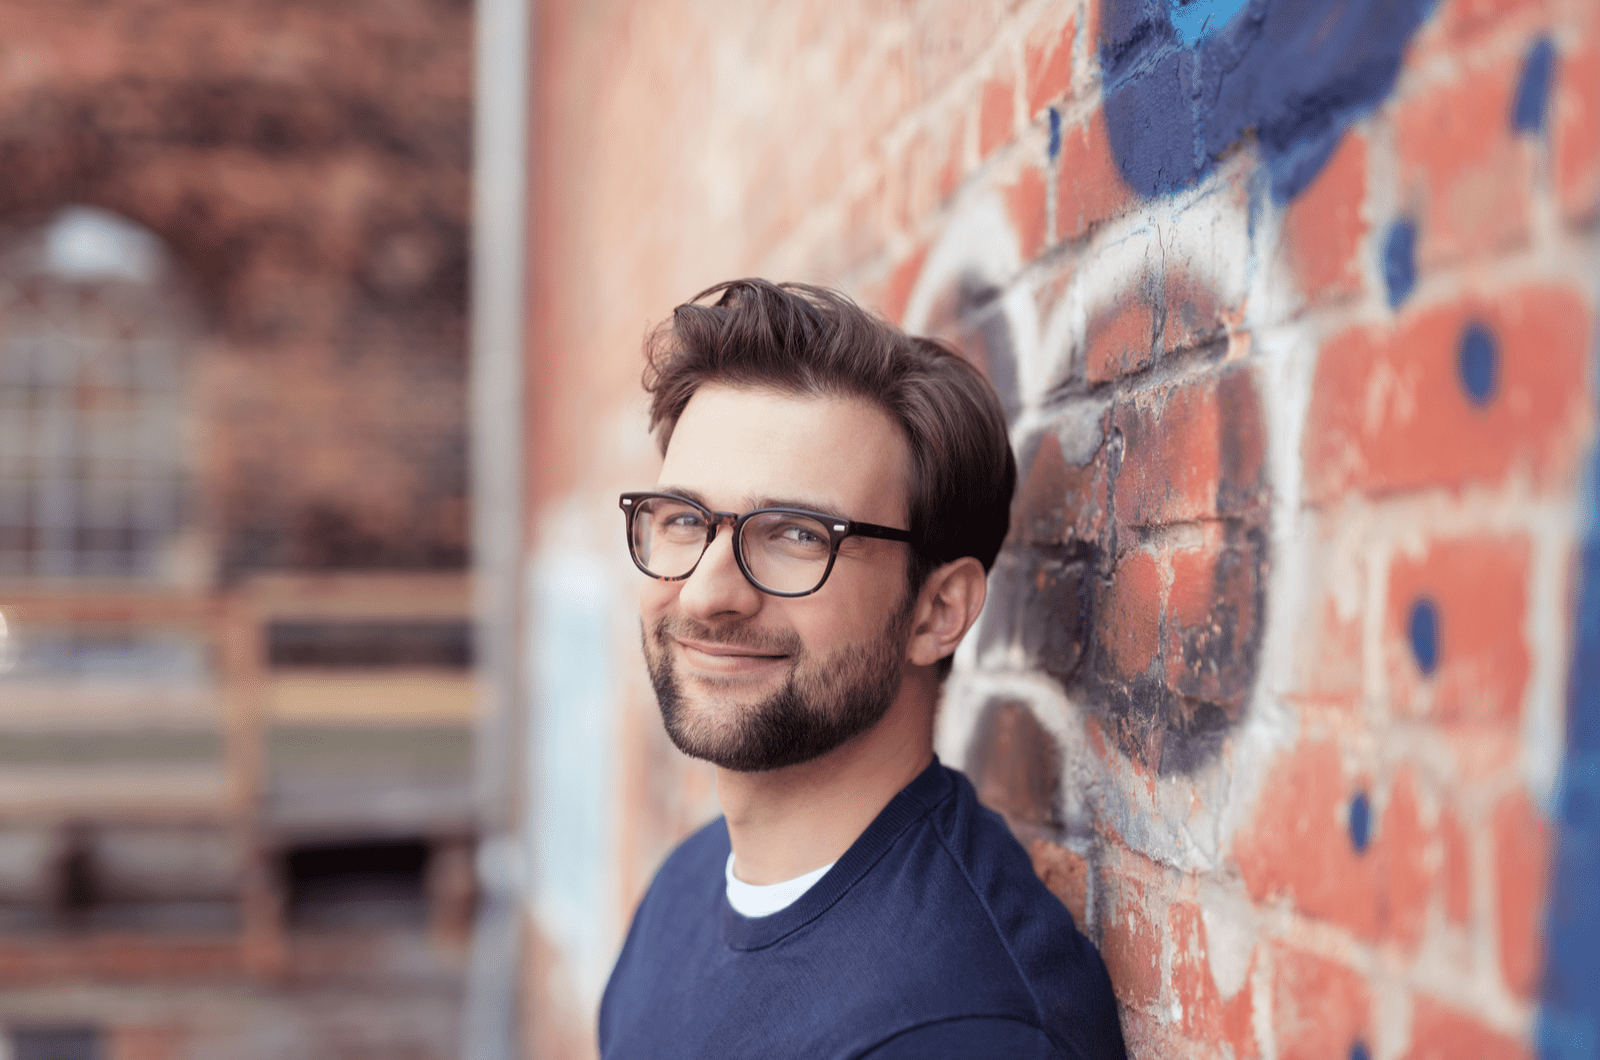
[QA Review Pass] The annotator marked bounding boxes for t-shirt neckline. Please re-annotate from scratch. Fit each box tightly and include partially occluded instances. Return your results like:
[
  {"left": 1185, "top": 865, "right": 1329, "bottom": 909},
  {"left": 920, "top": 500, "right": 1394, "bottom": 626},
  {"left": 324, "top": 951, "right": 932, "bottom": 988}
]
[{"left": 719, "top": 755, "right": 953, "bottom": 952}]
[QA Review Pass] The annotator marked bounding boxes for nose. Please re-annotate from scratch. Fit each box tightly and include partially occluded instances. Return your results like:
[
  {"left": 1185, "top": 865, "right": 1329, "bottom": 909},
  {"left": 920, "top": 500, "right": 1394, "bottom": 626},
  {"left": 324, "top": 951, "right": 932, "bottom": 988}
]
[{"left": 675, "top": 524, "right": 763, "bottom": 622}]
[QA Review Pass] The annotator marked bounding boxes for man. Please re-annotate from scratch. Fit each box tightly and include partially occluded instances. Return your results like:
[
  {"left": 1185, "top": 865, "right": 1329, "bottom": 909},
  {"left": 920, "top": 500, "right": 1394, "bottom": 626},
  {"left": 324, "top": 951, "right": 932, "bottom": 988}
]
[{"left": 599, "top": 280, "right": 1125, "bottom": 1059}]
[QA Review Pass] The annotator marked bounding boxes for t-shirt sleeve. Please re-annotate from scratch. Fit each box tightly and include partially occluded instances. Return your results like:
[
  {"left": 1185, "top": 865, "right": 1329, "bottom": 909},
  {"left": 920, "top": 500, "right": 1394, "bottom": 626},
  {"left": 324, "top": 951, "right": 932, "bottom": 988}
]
[{"left": 860, "top": 1017, "right": 1060, "bottom": 1059}]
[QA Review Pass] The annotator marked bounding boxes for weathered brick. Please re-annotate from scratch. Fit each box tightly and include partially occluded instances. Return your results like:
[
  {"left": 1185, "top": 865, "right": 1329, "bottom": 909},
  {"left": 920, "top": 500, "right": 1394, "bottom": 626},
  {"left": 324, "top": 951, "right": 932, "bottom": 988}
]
[
  {"left": 1058, "top": 109, "right": 1132, "bottom": 241},
  {"left": 1004, "top": 162, "right": 1049, "bottom": 263},
  {"left": 869, "top": 245, "right": 927, "bottom": 326},
  {"left": 1439, "top": 806, "right": 1473, "bottom": 926},
  {"left": 1164, "top": 523, "right": 1265, "bottom": 713},
  {"left": 1169, "top": 902, "right": 1257, "bottom": 1057},
  {"left": 1556, "top": 35, "right": 1600, "bottom": 226},
  {"left": 1010, "top": 417, "right": 1110, "bottom": 547},
  {"left": 1274, "top": 946, "right": 1371, "bottom": 1060},
  {"left": 1437, "top": 0, "right": 1551, "bottom": 43},
  {"left": 1284, "top": 130, "right": 1369, "bottom": 304},
  {"left": 1397, "top": 57, "right": 1530, "bottom": 266},
  {"left": 1161, "top": 271, "right": 1227, "bottom": 358},
  {"left": 965, "top": 697, "right": 1063, "bottom": 834},
  {"left": 1303, "top": 286, "right": 1592, "bottom": 504},
  {"left": 1386, "top": 536, "right": 1532, "bottom": 726},
  {"left": 1101, "top": 866, "right": 1163, "bottom": 1009},
  {"left": 111, "top": 1025, "right": 186, "bottom": 1060},
  {"left": 1401, "top": 996, "right": 1531, "bottom": 1060},
  {"left": 1086, "top": 285, "right": 1156, "bottom": 382},
  {"left": 1493, "top": 787, "right": 1552, "bottom": 999},
  {"left": 1024, "top": 12, "right": 1074, "bottom": 119},
  {"left": 1029, "top": 839, "right": 1088, "bottom": 928},
  {"left": 979, "top": 73, "right": 1015, "bottom": 161},
  {"left": 1114, "top": 365, "right": 1267, "bottom": 527},
  {"left": 1235, "top": 742, "right": 1435, "bottom": 949},
  {"left": 1290, "top": 554, "right": 1364, "bottom": 708},
  {"left": 1099, "top": 547, "right": 1161, "bottom": 680}
]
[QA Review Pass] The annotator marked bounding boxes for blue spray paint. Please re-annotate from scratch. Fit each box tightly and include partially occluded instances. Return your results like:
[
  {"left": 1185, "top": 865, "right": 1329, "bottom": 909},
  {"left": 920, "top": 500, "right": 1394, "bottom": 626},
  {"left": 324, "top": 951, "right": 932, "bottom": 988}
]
[
  {"left": 1349, "top": 791, "right": 1371, "bottom": 853},
  {"left": 1514, "top": 36, "right": 1557, "bottom": 134},
  {"left": 1351, "top": 1042, "right": 1371, "bottom": 1060},
  {"left": 1048, "top": 107, "right": 1063, "bottom": 160},
  {"left": 1458, "top": 323, "right": 1499, "bottom": 407},
  {"left": 1100, "top": 0, "right": 1438, "bottom": 202},
  {"left": 1538, "top": 319, "right": 1600, "bottom": 1058},
  {"left": 1383, "top": 220, "right": 1418, "bottom": 309},
  {"left": 1410, "top": 598, "right": 1440, "bottom": 675}
]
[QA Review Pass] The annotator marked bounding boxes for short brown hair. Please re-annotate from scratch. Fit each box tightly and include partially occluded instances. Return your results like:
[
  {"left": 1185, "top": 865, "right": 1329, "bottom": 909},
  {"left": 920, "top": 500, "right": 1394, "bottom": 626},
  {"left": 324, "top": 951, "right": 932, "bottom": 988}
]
[{"left": 643, "top": 278, "right": 1016, "bottom": 590}]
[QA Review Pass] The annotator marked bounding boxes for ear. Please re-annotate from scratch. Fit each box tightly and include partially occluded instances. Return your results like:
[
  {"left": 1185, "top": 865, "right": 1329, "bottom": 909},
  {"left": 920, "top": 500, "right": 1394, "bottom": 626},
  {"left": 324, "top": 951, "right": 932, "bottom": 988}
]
[{"left": 906, "top": 557, "right": 988, "bottom": 668}]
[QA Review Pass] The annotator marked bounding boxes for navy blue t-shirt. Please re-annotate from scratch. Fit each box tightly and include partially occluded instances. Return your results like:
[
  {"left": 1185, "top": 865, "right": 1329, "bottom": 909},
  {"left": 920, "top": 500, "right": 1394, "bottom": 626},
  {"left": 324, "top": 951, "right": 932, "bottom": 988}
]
[{"left": 599, "top": 758, "right": 1126, "bottom": 1059}]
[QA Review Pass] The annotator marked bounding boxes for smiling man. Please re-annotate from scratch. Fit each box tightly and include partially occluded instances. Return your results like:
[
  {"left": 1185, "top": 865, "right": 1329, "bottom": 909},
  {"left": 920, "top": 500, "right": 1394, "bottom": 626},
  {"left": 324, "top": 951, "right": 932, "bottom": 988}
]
[{"left": 599, "top": 280, "right": 1125, "bottom": 1060}]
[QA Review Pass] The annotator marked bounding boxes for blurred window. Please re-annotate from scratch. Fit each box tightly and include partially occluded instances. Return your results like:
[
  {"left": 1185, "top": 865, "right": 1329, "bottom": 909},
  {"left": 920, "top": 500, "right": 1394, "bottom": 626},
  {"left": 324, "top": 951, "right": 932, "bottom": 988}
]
[
  {"left": 8, "top": 1026, "right": 102, "bottom": 1060},
  {"left": 0, "top": 206, "right": 195, "bottom": 582}
]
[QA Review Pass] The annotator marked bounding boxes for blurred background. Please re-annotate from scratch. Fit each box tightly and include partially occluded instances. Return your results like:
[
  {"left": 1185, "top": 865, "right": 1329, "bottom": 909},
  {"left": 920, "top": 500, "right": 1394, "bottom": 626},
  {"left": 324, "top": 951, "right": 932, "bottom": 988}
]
[{"left": 0, "top": 2, "right": 483, "bottom": 1058}]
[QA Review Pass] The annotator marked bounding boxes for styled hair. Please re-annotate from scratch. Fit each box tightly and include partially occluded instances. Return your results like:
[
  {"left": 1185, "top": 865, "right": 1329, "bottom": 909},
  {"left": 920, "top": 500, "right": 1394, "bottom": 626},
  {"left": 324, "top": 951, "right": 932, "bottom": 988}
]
[{"left": 643, "top": 278, "right": 1016, "bottom": 597}]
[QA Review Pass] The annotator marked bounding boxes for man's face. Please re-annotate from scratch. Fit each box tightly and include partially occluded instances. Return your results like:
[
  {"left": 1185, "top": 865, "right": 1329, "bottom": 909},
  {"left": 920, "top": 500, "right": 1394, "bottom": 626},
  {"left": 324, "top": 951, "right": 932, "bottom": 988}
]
[{"left": 639, "top": 383, "right": 918, "bottom": 772}]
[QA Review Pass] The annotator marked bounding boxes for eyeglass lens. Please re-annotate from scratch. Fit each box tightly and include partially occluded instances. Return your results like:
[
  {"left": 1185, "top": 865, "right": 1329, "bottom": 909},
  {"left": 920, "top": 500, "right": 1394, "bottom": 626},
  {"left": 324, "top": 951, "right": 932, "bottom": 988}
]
[{"left": 629, "top": 496, "right": 834, "bottom": 594}]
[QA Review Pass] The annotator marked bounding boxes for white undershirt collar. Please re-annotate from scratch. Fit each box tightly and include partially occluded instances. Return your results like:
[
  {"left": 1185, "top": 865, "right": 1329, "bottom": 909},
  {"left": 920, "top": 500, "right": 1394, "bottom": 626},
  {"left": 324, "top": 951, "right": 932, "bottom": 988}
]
[{"left": 724, "top": 852, "right": 834, "bottom": 918}]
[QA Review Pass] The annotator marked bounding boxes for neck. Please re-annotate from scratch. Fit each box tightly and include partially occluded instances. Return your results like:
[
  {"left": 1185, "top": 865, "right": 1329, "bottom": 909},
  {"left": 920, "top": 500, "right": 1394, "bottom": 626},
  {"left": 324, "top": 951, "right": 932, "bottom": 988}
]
[{"left": 718, "top": 664, "right": 940, "bottom": 886}]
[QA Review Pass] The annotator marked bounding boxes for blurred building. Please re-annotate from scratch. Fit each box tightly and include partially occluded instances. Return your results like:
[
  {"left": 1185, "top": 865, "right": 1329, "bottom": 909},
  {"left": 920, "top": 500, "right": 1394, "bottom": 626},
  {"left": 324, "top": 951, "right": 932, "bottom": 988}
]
[{"left": 0, "top": 3, "right": 476, "bottom": 1059}]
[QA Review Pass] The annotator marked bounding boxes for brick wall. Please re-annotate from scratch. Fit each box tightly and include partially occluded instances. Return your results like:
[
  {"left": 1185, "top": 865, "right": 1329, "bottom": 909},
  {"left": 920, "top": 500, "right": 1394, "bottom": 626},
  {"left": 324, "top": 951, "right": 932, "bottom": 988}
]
[{"left": 522, "top": 1, "right": 1600, "bottom": 1056}]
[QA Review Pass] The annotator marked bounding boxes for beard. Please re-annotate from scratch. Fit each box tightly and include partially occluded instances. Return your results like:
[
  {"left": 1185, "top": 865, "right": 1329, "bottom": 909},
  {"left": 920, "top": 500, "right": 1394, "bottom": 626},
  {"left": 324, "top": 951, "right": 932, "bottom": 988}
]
[{"left": 642, "top": 597, "right": 915, "bottom": 773}]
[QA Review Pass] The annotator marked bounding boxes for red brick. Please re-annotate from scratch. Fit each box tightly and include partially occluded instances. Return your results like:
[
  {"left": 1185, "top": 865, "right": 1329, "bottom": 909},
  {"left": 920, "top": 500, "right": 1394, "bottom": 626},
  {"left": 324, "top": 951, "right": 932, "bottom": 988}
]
[
  {"left": 1397, "top": 58, "right": 1530, "bottom": 267},
  {"left": 1101, "top": 868, "right": 1163, "bottom": 1008},
  {"left": 1011, "top": 419, "right": 1110, "bottom": 547},
  {"left": 1161, "top": 270, "right": 1227, "bottom": 357},
  {"left": 1556, "top": 36, "right": 1600, "bottom": 226},
  {"left": 1030, "top": 839, "right": 1089, "bottom": 928},
  {"left": 1024, "top": 13, "right": 1074, "bottom": 118},
  {"left": 1493, "top": 787, "right": 1552, "bottom": 999},
  {"left": 869, "top": 244, "right": 927, "bottom": 326},
  {"left": 1169, "top": 902, "right": 1257, "bottom": 1057},
  {"left": 1274, "top": 946, "right": 1371, "bottom": 1060},
  {"left": 1440, "top": 806, "right": 1473, "bottom": 926},
  {"left": 1101, "top": 548, "right": 1162, "bottom": 679},
  {"left": 1235, "top": 742, "right": 1435, "bottom": 950},
  {"left": 1303, "top": 285, "right": 1592, "bottom": 504},
  {"left": 1401, "top": 996, "right": 1531, "bottom": 1060},
  {"left": 1386, "top": 536, "right": 1532, "bottom": 726},
  {"left": 1164, "top": 523, "right": 1265, "bottom": 713},
  {"left": 967, "top": 698, "right": 1063, "bottom": 833},
  {"left": 938, "top": 111, "right": 967, "bottom": 203},
  {"left": 1291, "top": 565, "right": 1363, "bottom": 708},
  {"left": 1284, "top": 130, "right": 1369, "bottom": 304},
  {"left": 1114, "top": 366, "right": 1267, "bottom": 527},
  {"left": 1438, "top": 0, "right": 1550, "bottom": 42},
  {"left": 1058, "top": 109, "right": 1132, "bottom": 241},
  {"left": 1086, "top": 287, "right": 1156, "bottom": 382},
  {"left": 979, "top": 73, "right": 1015, "bottom": 161},
  {"left": 1005, "top": 162, "right": 1049, "bottom": 262}
]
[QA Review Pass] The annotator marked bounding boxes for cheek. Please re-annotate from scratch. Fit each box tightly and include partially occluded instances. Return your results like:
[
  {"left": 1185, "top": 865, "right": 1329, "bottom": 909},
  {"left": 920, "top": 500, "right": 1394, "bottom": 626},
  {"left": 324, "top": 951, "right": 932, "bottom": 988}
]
[{"left": 639, "top": 578, "right": 676, "bottom": 622}]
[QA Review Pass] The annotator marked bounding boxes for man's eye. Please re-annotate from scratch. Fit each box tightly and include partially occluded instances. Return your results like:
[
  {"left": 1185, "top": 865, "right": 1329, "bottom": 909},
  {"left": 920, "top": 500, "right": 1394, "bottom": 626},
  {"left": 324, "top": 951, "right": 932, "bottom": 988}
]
[{"left": 663, "top": 513, "right": 705, "bottom": 530}]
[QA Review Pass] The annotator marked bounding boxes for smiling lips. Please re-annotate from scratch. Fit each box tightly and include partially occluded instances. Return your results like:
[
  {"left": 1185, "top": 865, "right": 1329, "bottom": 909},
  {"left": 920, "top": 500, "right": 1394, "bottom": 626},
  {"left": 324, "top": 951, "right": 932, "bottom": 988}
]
[{"left": 675, "top": 638, "right": 791, "bottom": 674}]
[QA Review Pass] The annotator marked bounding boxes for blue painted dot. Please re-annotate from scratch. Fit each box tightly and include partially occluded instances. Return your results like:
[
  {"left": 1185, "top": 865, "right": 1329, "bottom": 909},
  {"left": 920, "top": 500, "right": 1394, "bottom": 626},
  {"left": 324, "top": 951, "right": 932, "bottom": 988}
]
[
  {"left": 1458, "top": 323, "right": 1499, "bottom": 407},
  {"left": 1383, "top": 220, "right": 1417, "bottom": 309},
  {"left": 1410, "top": 598, "right": 1440, "bottom": 676},
  {"left": 1351, "top": 1043, "right": 1372, "bottom": 1060},
  {"left": 1513, "top": 36, "right": 1556, "bottom": 133},
  {"left": 1048, "top": 107, "right": 1062, "bottom": 161},
  {"left": 1350, "top": 792, "right": 1371, "bottom": 854}
]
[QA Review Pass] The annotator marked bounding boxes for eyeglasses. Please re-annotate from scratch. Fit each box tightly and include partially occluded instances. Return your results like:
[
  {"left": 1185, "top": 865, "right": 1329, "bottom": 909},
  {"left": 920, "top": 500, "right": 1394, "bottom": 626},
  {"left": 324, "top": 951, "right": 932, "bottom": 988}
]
[{"left": 619, "top": 492, "right": 916, "bottom": 597}]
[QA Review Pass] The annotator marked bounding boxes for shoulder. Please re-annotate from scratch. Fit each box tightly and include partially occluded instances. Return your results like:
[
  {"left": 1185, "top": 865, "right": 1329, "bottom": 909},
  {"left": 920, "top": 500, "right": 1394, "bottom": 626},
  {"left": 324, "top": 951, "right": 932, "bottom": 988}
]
[{"left": 920, "top": 767, "right": 1126, "bottom": 1060}]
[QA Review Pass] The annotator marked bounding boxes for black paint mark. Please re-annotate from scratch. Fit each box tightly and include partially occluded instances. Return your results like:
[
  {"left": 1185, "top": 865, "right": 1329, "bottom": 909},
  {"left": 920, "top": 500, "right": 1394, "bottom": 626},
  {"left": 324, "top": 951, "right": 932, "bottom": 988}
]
[
  {"left": 1383, "top": 219, "right": 1417, "bottom": 309},
  {"left": 1458, "top": 323, "right": 1499, "bottom": 407}
]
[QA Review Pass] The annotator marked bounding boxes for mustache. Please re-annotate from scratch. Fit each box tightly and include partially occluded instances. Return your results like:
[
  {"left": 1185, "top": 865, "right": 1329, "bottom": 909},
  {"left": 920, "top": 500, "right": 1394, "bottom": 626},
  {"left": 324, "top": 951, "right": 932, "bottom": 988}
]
[{"left": 651, "top": 616, "right": 803, "bottom": 657}]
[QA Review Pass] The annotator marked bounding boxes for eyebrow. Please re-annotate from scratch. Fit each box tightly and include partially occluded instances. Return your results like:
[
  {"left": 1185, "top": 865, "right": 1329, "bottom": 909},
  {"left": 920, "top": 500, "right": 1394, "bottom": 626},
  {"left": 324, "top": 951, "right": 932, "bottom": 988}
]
[{"left": 654, "top": 487, "right": 853, "bottom": 524}]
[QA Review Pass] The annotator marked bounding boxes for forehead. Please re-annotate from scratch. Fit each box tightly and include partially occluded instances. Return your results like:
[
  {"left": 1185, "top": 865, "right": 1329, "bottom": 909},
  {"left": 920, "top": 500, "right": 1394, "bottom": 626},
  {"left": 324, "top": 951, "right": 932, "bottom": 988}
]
[{"left": 657, "top": 384, "right": 911, "bottom": 526}]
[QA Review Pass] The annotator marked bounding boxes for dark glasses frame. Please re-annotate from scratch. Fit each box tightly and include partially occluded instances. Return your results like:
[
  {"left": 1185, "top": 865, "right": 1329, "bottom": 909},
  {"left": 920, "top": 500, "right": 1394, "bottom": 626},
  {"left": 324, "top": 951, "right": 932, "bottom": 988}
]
[{"left": 619, "top": 491, "right": 916, "bottom": 597}]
